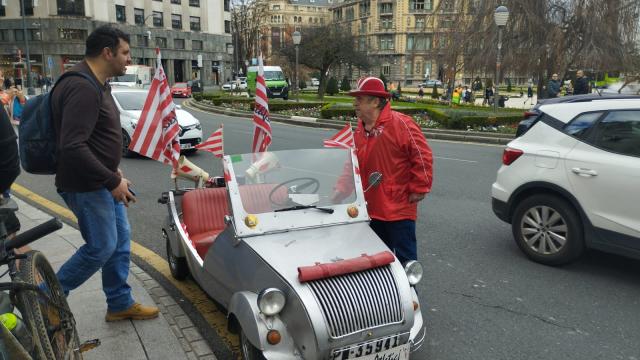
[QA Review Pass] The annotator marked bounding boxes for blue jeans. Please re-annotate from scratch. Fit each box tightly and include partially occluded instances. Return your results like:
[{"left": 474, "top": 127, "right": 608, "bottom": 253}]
[
  {"left": 57, "top": 188, "right": 134, "bottom": 312},
  {"left": 370, "top": 219, "right": 418, "bottom": 264}
]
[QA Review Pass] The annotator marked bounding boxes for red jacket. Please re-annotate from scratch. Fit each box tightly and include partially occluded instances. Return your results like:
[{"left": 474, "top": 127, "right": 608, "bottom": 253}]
[{"left": 355, "top": 104, "right": 433, "bottom": 221}]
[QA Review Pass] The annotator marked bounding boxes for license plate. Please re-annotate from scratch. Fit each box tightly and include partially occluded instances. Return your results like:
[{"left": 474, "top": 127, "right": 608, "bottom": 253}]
[
  {"left": 272, "top": 92, "right": 280, "bottom": 95},
  {"left": 180, "top": 143, "right": 192, "bottom": 150},
  {"left": 332, "top": 335, "right": 408, "bottom": 360}
]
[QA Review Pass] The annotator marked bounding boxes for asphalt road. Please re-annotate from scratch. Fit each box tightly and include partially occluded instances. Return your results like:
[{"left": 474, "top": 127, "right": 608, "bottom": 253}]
[{"left": 14, "top": 98, "right": 640, "bottom": 359}]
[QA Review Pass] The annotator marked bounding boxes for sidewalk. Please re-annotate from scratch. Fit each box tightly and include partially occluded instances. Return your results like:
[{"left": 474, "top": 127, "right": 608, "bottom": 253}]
[{"left": 9, "top": 197, "right": 217, "bottom": 360}]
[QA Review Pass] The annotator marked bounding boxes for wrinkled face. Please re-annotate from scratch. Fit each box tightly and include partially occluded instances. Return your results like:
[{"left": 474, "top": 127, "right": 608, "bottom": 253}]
[
  {"left": 106, "top": 39, "right": 131, "bottom": 77},
  {"left": 353, "top": 95, "right": 380, "bottom": 122}
]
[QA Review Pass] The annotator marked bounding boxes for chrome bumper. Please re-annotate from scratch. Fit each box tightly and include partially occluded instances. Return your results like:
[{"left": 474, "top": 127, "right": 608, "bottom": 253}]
[{"left": 410, "top": 326, "right": 426, "bottom": 352}]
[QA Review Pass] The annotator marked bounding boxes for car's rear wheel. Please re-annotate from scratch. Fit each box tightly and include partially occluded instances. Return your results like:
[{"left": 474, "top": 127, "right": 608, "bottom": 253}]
[
  {"left": 512, "top": 194, "right": 584, "bottom": 265},
  {"left": 122, "top": 130, "right": 135, "bottom": 158},
  {"left": 240, "top": 328, "right": 266, "bottom": 360},
  {"left": 165, "top": 230, "right": 189, "bottom": 280}
]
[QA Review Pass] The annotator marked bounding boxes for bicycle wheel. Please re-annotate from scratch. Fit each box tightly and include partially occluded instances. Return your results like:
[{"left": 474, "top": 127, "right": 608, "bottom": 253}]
[{"left": 12, "top": 250, "right": 81, "bottom": 360}]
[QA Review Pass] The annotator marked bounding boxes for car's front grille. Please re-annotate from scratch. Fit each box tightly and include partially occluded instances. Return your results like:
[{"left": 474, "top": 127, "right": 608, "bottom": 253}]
[{"left": 307, "top": 265, "right": 403, "bottom": 338}]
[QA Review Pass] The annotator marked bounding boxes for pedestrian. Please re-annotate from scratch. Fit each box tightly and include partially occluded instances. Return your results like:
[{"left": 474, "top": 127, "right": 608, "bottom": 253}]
[
  {"left": 573, "top": 70, "right": 590, "bottom": 95},
  {"left": 547, "top": 73, "right": 561, "bottom": 98},
  {"left": 0, "top": 83, "right": 16, "bottom": 201},
  {"left": 484, "top": 85, "right": 494, "bottom": 106},
  {"left": 332, "top": 77, "right": 433, "bottom": 264},
  {"left": 7, "top": 86, "right": 26, "bottom": 126},
  {"left": 417, "top": 85, "right": 424, "bottom": 99},
  {"left": 3, "top": 76, "right": 11, "bottom": 90},
  {"left": 51, "top": 25, "right": 159, "bottom": 322}
]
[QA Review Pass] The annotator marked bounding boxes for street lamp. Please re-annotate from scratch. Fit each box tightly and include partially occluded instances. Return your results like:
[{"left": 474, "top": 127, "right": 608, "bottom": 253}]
[
  {"left": 20, "top": 0, "right": 35, "bottom": 95},
  {"left": 493, "top": 5, "right": 509, "bottom": 112},
  {"left": 292, "top": 31, "right": 301, "bottom": 102},
  {"left": 227, "top": 43, "right": 234, "bottom": 92},
  {"left": 32, "top": 21, "right": 46, "bottom": 89}
]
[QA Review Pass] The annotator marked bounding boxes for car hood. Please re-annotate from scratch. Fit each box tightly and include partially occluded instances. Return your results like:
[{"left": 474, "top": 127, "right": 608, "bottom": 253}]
[
  {"left": 124, "top": 109, "right": 200, "bottom": 127},
  {"left": 243, "top": 222, "right": 392, "bottom": 282}
]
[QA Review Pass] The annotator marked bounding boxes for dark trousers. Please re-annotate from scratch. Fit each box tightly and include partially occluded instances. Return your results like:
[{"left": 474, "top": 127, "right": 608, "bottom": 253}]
[{"left": 370, "top": 219, "right": 417, "bottom": 264}]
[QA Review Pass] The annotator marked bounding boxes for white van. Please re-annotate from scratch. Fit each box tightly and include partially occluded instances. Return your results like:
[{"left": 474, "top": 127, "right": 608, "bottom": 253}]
[{"left": 111, "top": 65, "right": 153, "bottom": 88}]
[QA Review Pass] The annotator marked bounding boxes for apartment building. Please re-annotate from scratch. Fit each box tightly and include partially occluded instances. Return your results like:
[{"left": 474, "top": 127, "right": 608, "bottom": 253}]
[
  {"left": 330, "top": 0, "right": 472, "bottom": 86},
  {"left": 0, "top": 0, "right": 232, "bottom": 86},
  {"left": 263, "top": 0, "right": 332, "bottom": 62}
]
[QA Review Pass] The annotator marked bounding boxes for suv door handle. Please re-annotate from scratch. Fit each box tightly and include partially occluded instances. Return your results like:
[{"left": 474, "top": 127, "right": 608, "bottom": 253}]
[{"left": 571, "top": 167, "right": 598, "bottom": 177}]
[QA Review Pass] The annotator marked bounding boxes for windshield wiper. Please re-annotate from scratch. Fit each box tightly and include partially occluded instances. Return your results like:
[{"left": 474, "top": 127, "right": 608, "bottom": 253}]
[{"left": 274, "top": 205, "right": 334, "bottom": 214}]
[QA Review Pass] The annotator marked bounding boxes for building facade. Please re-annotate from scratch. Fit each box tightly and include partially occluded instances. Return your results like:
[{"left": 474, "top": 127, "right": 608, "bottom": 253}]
[{"left": 0, "top": 0, "right": 232, "bottom": 87}]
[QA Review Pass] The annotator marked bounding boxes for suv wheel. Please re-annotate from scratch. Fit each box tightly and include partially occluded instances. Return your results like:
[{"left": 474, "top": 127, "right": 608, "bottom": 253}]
[{"left": 512, "top": 194, "right": 584, "bottom": 265}]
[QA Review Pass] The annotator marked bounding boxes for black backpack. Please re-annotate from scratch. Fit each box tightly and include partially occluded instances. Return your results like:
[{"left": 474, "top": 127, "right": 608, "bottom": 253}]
[{"left": 18, "top": 72, "right": 101, "bottom": 174}]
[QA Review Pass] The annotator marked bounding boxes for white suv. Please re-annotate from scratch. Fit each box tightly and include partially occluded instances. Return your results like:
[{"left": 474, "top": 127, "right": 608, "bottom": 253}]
[{"left": 492, "top": 97, "right": 640, "bottom": 265}]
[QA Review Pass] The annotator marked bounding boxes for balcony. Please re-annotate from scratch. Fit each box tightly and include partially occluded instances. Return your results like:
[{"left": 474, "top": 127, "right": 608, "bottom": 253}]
[
  {"left": 374, "top": 26, "right": 396, "bottom": 33},
  {"left": 408, "top": 8, "right": 433, "bottom": 14}
]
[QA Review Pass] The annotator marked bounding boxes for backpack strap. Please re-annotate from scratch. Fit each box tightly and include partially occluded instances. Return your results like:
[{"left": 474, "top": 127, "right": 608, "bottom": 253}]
[{"left": 52, "top": 71, "right": 103, "bottom": 97}]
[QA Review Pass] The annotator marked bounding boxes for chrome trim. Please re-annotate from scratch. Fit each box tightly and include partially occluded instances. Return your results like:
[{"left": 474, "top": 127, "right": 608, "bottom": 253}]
[
  {"left": 307, "top": 265, "right": 404, "bottom": 339},
  {"left": 409, "top": 326, "right": 426, "bottom": 352}
]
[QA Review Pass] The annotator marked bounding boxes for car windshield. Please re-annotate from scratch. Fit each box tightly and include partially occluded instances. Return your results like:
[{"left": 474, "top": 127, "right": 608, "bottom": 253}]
[
  {"left": 113, "top": 92, "right": 148, "bottom": 110},
  {"left": 174, "top": 83, "right": 187, "bottom": 88},
  {"left": 264, "top": 71, "right": 285, "bottom": 81},
  {"left": 227, "top": 148, "right": 357, "bottom": 214},
  {"left": 111, "top": 74, "right": 136, "bottom": 83}
]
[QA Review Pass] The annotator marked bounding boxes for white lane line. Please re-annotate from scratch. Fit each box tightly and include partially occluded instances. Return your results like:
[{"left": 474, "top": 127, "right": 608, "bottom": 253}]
[{"left": 434, "top": 156, "right": 478, "bottom": 163}]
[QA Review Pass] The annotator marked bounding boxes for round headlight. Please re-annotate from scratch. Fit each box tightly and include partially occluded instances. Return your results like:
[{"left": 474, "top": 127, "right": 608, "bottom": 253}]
[
  {"left": 404, "top": 261, "right": 423, "bottom": 286},
  {"left": 257, "top": 288, "right": 286, "bottom": 316}
]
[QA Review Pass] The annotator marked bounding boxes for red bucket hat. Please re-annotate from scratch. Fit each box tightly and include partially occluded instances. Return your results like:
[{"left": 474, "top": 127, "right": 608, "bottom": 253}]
[{"left": 348, "top": 77, "right": 391, "bottom": 98}]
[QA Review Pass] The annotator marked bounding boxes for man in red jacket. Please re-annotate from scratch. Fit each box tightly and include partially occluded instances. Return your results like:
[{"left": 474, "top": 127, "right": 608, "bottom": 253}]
[{"left": 336, "top": 77, "right": 433, "bottom": 263}]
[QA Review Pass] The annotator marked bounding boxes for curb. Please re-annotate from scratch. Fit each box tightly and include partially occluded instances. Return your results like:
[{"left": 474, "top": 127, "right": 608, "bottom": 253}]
[{"left": 186, "top": 100, "right": 514, "bottom": 146}]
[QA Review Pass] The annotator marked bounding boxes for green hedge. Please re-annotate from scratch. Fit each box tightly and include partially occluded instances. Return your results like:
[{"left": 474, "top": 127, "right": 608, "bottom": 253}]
[{"left": 202, "top": 97, "right": 325, "bottom": 112}]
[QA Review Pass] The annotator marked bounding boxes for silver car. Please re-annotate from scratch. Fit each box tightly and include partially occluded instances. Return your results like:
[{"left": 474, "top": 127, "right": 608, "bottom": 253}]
[
  {"left": 111, "top": 88, "right": 203, "bottom": 157},
  {"left": 161, "top": 148, "right": 426, "bottom": 359}
]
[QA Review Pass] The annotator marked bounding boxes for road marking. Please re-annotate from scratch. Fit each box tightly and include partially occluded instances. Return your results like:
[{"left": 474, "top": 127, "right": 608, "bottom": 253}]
[
  {"left": 434, "top": 156, "right": 478, "bottom": 163},
  {"left": 10, "top": 183, "right": 241, "bottom": 354}
]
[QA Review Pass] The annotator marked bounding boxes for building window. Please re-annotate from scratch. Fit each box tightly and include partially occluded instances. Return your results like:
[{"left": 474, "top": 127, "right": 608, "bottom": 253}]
[
  {"left": 415, "top": 17, "right": 425, "bottom": 29},
  {"left": 380, "top": 16, "right": 393, "bottom": 29},
  {"left": 134, "top": 8, "right": 144, "bottom": 25},
  {"left": 174, "top": 39, "right": 185, "bottom": 49},
  {"left": 172, "top": 14, "right": 182, "bottom": 29},
  {"left": 346, "top": 7, "right": 354, "bottom": 20},
  {"left": 273, "top": 5, "right": 280, "bottom": 10},
  {"left": 14, "top": 29, "right": 39, "bottom": 41},
  {"left": 0, "top": 5, "right": 5, "bottom": 17},
  {"left": 153, "top": 11, "right": 163, "bottom": 27},
  {"left": 115, "top": 5, "right": 126, "bottom": 22},
  {"left": 379, "top": 3, "right": 393, "bottom": 14},
  {"left": 441, "top": 0, "right": 454, "bottom": 12},
  {"left": 136, "top": 34, "right": 149, "bottom": 47},
  {"left": 20, "top": 0, "right": 34, "bottom": 16},
  {"left": 190, "top": 16, "right": 201, "bottom": 31},
  {"left": 190, "top": 0, "right": 200, "bottom": 6},
  {"left": 379, "top": 35, "right": 394, "bottom": 50},
  {"left": 359, "top": 0, "right": 370, "bottom": 16},
  {"left": 224, "top": 0, "right": 230, "bottom": 11},
  {"left": 192, "top": 40, "right": 203, "bottom": 50},
  {"left": 224, "top": 20, "right": 231, "bottom": 33},
  {"left": 156, "top": 37, "right": 167, "bottom": 48},
  {"left": 382, "top": 64, "right": 391, "bottom": 75},
  {"left": 171, "top": 0, "right": 181, "bottom": 4},
  {"left": 58, "top": 28, "right": 87, "bottom": 40},
  {"left": 440, "top": 16, "right": 453, "bottom": 28},
  {"left": 0, "top": 30, "right": 9, "bottom": 40},
  {"left": 406, "top": 34, "right": 431, "bottom": 50},
  {"left": 410, "top": 0, "right": 425, "bottom": 10},
  {"left": 57, "top": 0, "right": 85, "bottom": 16}
]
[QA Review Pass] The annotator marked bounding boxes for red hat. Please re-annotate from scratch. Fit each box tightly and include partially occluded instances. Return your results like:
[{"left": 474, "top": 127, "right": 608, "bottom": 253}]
[{"left": 348, "top": 77, "right": 391, "bottom": 98}]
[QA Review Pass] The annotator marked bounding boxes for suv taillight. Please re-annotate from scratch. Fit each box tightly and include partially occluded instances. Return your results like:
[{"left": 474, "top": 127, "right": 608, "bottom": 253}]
[
  {"left": 502, "top": 147, "right": 524, "bottom": 165},
  {"left": 523, "top": 111, "right": 537, "bottom": 119}
]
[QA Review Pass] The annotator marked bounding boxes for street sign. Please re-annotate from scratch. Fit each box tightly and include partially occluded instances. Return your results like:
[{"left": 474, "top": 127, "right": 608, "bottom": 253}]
[
  {"left": 47, "top": 56, "right": 53, "bottom": 69},
  {"left": 197, "top": 54, "right": 203, "bottom": 68}
]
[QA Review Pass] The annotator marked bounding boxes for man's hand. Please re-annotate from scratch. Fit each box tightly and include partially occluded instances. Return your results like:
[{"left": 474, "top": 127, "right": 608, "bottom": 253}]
[
  {"left": 408, "top": 193, "right": 426, "bottom": 203},
  {"left": 111, "top": 178, "right": 136, "bottom": 207}
]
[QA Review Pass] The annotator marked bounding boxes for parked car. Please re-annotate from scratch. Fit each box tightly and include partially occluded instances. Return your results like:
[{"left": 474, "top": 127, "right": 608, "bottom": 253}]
[
  {"left": 311, "top": 78, "right": 320, "bottom": 87},
  {"left": 492, "top": 96, "right": 640, "bottom": 265},
  {"left": 171, "top": 82, "right": 192, "bottom": 98},
  {"left": 222, "top": 82, "right": 233, "bottom": 91},
  {"left": 111, "top": 88, "right": 203, "bottom": 157},
  {"left": 420, "top": 80, "right": 443, "bottom": 88},
  {"left": 161, "top": 148, "right": 426, "bottom": 359},
  {"left": 515, "top": 94, "right": 640, "bottom": 137}
]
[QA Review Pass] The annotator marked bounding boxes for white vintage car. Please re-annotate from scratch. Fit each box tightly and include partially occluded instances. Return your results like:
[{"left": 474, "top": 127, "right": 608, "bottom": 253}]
[{"left": 161, "top": 148, "right": 426, "bottom": 359}]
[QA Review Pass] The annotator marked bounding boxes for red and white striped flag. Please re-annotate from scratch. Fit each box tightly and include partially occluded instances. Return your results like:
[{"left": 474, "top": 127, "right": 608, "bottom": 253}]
[
  {"left": 323, "top": 123, "right": 355, "bottom": 149},
  {"left": 251, "top": 55, "right": 272, "bottom": 153},
  {"left": 195, "top": 125, "right": 223, "bottom": 157},
  {"left": 128, "top": 48, "right": 180, "bottom": 168}
]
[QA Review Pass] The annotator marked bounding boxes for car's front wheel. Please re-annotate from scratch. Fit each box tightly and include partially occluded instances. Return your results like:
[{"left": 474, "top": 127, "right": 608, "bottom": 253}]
[
  {"left": 512, "top": 194, "right": 584, "bottom": 265},
  {"left": 122, "top": 130, "right": 135, "bottom": 158},
  {"left": 165, "top": 230, "right": 189, "bottom": 280},
  {"left": 240, "top": 328, "right": 266, "bottom": 360}
]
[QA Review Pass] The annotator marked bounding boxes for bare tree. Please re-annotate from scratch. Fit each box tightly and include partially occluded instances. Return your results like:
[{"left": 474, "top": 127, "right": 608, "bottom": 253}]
[
  {"left": 277, "top": 24, "right": 371, "bottom": 98},
  {"left": 230, "top": 0, "right": 271, "bottom": 74}
]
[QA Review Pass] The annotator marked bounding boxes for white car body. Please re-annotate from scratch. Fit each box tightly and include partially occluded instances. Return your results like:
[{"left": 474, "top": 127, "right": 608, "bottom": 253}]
[
  {"left": 491, "top": 97, "right": 640, "bottom": 265},
  {"left": 311, "top": 78, "right": 320, "bottom": 86},
  {"left": 111, "top": 88, "right": 203, "bottom": 156}
]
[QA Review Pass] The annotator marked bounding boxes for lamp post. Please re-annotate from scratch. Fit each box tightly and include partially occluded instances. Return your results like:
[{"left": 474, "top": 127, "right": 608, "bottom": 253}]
[
  {"left": 292, "top": 31, "right": 301, "bottom": 103},
  {"left": 32, "top": 20, "right": 45, "bottom": 90},
  {"left": 227, "top": 44, "right": 234, "bottom": 93},
  {"left": 493, "top": 5, "right": 509, "bottom": 112},
  {"left": 20, "top": 0, "right": 35, "bottom": 95}
]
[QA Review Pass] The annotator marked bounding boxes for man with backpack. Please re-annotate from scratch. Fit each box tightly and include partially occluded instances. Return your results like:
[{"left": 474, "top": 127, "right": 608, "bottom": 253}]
[{"left": 50, "top": 26, "right": 158, "bottom": 322}]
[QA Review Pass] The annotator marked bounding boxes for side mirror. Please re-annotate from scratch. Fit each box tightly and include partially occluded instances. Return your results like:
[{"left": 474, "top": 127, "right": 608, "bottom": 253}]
[{"left": 364, "top": 172, "right": 382, "bottom": 192}]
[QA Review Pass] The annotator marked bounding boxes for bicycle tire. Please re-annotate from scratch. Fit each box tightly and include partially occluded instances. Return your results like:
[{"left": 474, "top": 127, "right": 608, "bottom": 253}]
[{"left": 12, "top": 250, "right": 82, "bottom": 360}]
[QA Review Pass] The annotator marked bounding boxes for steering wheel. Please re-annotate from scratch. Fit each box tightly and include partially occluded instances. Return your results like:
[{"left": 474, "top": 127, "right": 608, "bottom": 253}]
[{"left": 268, "top": 177, "right": 321, "bottom": 206}]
